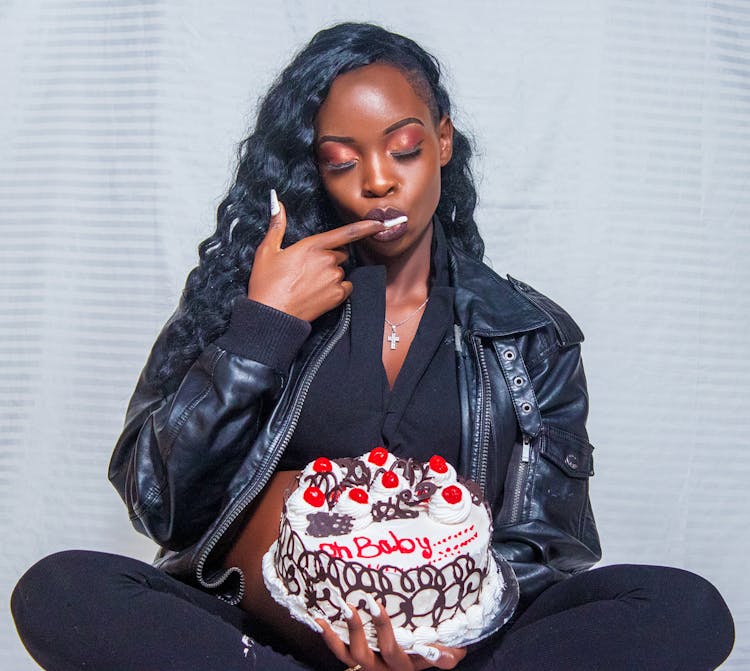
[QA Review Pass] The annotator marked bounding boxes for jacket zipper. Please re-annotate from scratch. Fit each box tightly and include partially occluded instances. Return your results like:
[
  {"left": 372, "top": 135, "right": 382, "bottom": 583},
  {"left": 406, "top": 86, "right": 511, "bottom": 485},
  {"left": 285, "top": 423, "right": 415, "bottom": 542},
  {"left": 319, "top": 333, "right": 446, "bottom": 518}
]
[
  {"left": 471, "top": 336, "right": 492, "bottom": 493},
  {"left": 508, "top": 434, "right": 531, "bottom": 523},
  {"left": 194, "top": 301, "right": 352, "bottom": 592}
]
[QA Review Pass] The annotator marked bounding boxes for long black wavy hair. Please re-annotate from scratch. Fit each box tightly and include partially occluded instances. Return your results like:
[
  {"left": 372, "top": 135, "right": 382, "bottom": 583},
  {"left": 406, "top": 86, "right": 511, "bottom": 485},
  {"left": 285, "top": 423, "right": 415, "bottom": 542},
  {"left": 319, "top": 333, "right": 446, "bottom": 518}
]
[{"left": 148, "top": 22, "right": 483, "bottom": 392}]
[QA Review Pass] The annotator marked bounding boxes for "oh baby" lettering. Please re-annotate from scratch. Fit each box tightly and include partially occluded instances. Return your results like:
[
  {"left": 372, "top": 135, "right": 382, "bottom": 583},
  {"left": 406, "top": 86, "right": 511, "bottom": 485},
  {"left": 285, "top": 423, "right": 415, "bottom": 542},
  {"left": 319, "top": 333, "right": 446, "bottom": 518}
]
[{"left": 319, "top": 531, "right": 432, "bottom": 560}]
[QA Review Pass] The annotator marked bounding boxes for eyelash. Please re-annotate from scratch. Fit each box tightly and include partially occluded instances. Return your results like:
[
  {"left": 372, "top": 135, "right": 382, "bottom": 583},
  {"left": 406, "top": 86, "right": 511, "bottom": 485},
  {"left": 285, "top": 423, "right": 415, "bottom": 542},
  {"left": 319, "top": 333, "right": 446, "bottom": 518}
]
[
  {"left": 395, "top": 146, "right": 423, "bottom": 161},
  {"left": 327, "top": 146, "right": 423, "bottom": 172}
]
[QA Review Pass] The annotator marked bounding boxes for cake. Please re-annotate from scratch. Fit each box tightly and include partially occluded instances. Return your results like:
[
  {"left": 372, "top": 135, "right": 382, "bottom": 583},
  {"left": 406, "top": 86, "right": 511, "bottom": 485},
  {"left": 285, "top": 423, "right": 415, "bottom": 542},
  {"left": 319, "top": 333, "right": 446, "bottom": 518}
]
[{"left": 262, "top": 448, "right": 514, "bottom": 652}]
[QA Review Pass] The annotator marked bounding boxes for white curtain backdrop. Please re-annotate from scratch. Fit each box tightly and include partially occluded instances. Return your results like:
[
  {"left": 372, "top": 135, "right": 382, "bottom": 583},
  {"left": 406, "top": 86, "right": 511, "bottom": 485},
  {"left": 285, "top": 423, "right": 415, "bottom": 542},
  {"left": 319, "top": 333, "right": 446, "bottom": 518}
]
[{"left": 1, "top": 1, "right": 748, "bottom": 668}]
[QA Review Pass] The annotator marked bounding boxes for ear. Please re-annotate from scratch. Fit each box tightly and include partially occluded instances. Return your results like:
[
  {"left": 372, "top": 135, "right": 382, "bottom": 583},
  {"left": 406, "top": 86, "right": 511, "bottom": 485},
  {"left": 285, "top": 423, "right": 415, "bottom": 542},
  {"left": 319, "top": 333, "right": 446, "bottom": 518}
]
[{"left": 438, "top": 115, "right": 454, "bottom": 167}]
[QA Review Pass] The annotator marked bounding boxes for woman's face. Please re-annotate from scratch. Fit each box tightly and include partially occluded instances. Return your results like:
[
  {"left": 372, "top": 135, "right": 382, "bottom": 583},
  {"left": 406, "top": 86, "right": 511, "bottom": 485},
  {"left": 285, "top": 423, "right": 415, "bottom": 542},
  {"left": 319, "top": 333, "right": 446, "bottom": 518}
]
[{"left": 314, "top": 62, "right": 453, "bottom": 260}]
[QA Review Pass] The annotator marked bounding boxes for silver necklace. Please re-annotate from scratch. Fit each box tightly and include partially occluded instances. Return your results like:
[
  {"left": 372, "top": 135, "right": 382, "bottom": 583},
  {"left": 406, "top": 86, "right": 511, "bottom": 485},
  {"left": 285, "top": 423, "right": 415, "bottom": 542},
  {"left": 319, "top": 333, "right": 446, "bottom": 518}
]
[{"left": 384, "top": 298, "right": 429, "bottom": 350}]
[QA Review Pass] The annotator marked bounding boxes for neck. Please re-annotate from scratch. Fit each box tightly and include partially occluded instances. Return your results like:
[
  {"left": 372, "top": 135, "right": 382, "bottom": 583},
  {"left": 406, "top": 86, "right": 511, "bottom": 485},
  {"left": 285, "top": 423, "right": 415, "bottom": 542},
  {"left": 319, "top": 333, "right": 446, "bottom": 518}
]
[{"left": 356, "top": 220, "right": 433, "bottom": 306}]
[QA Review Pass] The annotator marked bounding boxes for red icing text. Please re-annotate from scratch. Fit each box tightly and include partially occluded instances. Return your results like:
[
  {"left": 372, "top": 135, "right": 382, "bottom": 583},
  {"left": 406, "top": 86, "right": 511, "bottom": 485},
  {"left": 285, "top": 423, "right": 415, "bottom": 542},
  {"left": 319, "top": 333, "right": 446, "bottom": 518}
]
[
  {"left": 319, "top": 531, "right": 433, "bottom": 560},
  {"left": 319, "top": 541, "right": 353, "bottom": 559}
]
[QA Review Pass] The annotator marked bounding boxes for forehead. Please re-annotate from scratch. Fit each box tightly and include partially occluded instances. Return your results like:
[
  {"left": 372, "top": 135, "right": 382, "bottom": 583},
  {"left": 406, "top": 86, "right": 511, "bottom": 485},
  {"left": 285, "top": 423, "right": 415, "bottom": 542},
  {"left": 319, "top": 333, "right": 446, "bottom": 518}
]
[{"left": 315, "top": 63, "right": 432, "bottom": 134}]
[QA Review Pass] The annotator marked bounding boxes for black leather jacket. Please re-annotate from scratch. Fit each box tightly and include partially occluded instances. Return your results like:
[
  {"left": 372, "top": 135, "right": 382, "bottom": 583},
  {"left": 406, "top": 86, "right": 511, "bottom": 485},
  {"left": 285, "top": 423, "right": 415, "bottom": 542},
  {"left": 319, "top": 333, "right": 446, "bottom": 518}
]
[{"left": 109, "top": 221, "right": 601, "bottom": 614}]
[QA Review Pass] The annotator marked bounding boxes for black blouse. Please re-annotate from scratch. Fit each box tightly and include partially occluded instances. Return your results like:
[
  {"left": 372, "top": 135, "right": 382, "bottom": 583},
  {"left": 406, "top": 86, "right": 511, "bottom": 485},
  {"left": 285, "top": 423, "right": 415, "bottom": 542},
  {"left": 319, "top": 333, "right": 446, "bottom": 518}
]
[{"left": 277, "top": 224, "right": 462, "bottom": 471}]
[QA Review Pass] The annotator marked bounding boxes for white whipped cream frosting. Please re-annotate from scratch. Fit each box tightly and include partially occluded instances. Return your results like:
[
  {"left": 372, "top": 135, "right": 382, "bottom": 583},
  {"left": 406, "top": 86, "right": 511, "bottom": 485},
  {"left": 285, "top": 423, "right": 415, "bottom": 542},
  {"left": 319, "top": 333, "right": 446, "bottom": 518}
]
[
  {"left": 334, "top": 489, "right": 373, "bottom": 531},
  {"left": 362, "top": 448, "right": 397, "bottom": 474},
  {"left": 285, "top": 486, "right": 322, "bottom": 530},
  {"left": 393, "top": 626, "right": 415, "bottom": 649},
  {"left": 427, "top": 461, "right": 457, "bottom": 484},
  {"left": 428, "top": 482, "right": 473, "bottom": 524},
  {"left": 437, "top": 611, "right": 469, "bottom": 641},
  {"left": 412, "top": 625, "right": 439, "bottom": 645},
  {"left": 370, "top": 470, "right": 408, "bottom": 500},
  {"left": 465, "top": 603, "right": 485, "bottom": 631}
]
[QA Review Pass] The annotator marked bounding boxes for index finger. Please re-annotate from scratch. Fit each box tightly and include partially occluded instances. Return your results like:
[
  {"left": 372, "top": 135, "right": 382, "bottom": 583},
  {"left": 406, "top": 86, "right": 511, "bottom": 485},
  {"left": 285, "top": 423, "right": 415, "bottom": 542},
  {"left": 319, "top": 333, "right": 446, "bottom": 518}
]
[
  {"left": 369, "top": 600, "right": 410, "bottom": 667},
  {"left": 311, "top": 219, "right": 386, "bottom": 249}
]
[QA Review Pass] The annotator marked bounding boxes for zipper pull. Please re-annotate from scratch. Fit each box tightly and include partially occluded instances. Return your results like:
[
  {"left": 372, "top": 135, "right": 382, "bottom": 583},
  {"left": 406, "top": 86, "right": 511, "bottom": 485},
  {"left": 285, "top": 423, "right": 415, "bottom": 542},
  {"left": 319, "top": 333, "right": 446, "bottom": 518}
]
[{"left": 521, "top": 434, "right": 531, "bottom": 462}]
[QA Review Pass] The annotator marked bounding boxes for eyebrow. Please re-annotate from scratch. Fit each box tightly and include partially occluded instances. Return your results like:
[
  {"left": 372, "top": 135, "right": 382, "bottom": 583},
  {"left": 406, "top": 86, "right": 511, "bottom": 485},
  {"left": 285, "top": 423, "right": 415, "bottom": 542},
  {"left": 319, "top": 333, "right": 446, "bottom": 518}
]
[{"left": 317, "top": 117, "right": 424, "bottom": 146}]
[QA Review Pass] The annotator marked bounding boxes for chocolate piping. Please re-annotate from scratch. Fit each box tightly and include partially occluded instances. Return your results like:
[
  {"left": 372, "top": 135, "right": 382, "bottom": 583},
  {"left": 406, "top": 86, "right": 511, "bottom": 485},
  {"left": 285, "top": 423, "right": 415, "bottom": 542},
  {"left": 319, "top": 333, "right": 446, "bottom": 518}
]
[{"left": 274, "top": 518, "right": 488, "bottom": 630}]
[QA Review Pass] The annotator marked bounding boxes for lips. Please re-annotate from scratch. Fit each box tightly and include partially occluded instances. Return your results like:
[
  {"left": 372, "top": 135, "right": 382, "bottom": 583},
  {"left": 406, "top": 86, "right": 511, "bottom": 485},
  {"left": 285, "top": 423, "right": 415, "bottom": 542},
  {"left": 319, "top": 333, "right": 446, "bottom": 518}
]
[{"left": 363, "top": 207, "right": 407, "bottom": 222}]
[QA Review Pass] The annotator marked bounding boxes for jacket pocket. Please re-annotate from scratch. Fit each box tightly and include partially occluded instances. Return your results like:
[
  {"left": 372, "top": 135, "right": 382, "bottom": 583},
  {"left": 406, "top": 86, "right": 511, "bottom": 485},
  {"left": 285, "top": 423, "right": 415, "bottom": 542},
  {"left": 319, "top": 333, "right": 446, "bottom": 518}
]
[{"left": 498, "top": 425, "right": 594, "bottom": 540}]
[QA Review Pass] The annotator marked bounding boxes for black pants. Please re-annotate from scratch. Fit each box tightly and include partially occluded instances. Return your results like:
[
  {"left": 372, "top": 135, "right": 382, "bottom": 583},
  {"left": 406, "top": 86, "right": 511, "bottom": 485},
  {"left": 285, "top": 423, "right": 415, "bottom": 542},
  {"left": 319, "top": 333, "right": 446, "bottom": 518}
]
[{"left": 11, "top": 550, "right": 734, "bottom": 671}]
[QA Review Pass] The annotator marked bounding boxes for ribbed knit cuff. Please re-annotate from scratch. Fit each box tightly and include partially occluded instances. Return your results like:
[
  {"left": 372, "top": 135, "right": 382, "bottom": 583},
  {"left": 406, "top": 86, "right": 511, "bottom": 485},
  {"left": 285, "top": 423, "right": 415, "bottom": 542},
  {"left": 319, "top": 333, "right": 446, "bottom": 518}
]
[{"left": 215, "top": 297, "right": 311, "bottom": 374}]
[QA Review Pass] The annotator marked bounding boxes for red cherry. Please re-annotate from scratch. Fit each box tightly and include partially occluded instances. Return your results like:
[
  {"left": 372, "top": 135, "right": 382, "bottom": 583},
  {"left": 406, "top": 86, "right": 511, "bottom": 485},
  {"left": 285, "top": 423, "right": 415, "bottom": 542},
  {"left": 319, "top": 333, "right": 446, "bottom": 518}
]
[
  {"left": 313, "top": 457, "right": 333, "bottom": 473},
  {"left": 442, "top": 485, "right": 463, "bottom": 504},
  {"left": 348, "top": 488, "right": 369, "bottom": 504},
  {"left": 429, "top": 455, "right": 448, "bottom": 474},
  {"left": 368, "top": 446, "right": 389, "bottom": 466},
  {"left": 381, "top": 471, "right": 399, "bottom": 488},
  {"left": 303, "top": 487, "right": 326, "bottom": 507}
]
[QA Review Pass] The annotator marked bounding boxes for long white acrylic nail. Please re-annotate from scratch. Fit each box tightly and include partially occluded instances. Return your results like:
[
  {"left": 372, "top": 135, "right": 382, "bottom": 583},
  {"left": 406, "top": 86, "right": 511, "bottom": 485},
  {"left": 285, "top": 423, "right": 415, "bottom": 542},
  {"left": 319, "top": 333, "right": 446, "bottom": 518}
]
[
  {"left": 331, "top": 592, "right": 354, "bottom": 620},
  {"left": 383, "top": 215, "right": 407, "bottom": 228},
  {"left": 270, "top": 188, "right": 280, "bottom": 216},
  {"left": 333, "top": 593, "right": 354, "bottom": 620},
  {"left": 413, "top": 644, "right": 441, "bottom": 662},
  {"left": 364, "top": 593, "right": 380, "bottom": 617}
]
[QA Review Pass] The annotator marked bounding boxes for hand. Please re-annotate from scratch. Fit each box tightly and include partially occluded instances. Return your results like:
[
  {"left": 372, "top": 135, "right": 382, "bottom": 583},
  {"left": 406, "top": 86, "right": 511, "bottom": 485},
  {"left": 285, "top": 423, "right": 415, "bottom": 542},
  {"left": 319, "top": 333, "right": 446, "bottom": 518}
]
[
  {"left": 316, "top": 602, "right": 466, "bottom": 671},
  {"left": 247, "top": 194, "right": 387, "bottom": 322}
]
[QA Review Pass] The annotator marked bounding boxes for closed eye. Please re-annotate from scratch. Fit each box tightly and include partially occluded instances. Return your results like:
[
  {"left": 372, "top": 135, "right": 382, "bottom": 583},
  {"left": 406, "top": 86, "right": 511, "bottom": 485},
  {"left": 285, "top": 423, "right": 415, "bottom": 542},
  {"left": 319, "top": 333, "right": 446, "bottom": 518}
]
[
  {"left": 326, "top": 159, "right": 356, "bottom": 171},
  {"left": 324, "top": 143, "right": 423, "bottom": 172},
  {"left": 393, "top": 143, "right": 423, "bottom": 161}
]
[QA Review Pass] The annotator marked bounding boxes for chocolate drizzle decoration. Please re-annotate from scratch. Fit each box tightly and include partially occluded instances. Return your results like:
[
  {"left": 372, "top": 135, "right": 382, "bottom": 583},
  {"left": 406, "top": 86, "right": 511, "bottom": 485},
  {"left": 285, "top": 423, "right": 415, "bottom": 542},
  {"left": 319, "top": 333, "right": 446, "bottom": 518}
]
[
  {"left": 333, "top": 457, "right": 372, "bottom": 487},
  {"left": 457, "top": 476, "right": 483, "bottom": 506},
  {"left": 305, "top": 511, "right": 353, "bottom": 538},
  {"left": 371, "top": 495, "right": 419, "bottom": 522},
  {"left": 410, "top": 481, "right": 438, "bottom": 502},
  {"left": 274, "top": 518, "right": 487, "bottom": 631},
  {"left": 301, "top": 470, "right": 339, "bottom": 494},
  {"left": 391, "top": 457, "right": 429, "bottom": 486}
]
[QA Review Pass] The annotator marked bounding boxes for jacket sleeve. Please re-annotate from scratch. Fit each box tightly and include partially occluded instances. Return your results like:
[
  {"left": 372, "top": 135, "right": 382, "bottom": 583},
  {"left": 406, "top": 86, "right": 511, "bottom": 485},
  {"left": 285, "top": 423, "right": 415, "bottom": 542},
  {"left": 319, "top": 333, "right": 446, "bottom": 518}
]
[
  {"left": 493, "top": 331, "right": 602, "bottom": 610},
  {"left": 108, "top": 295, "right": 311, "bottom": 551}
]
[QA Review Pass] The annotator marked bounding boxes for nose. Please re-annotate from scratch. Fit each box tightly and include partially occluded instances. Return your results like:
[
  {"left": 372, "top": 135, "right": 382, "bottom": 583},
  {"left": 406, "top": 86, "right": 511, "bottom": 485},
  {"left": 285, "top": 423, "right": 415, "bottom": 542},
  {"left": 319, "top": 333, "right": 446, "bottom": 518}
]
[{"left": 361, "top": 152, "right": 396, "bottom": 198}]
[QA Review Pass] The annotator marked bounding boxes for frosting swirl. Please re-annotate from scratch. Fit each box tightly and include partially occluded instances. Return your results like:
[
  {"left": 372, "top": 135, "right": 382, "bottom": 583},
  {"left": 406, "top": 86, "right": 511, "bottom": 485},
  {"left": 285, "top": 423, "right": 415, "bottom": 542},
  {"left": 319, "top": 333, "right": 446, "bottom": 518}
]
[
  {"left": 363, "top": 446, "right": 396, "bottom": 475},
  {"left": 334, "top": 488, "right": 373, "bottom": 531},
  {"left": 370, "top": 469, "right": 408, "bottom": 500},
  {"left": 393, "top": 626, "right": 415, "bottom": 649},
  {"left": 437, "top": 611, "right": 469, "bottom": 640},
  {"left": 412, "top": 625, "right": 438, "bottom": 645},
  {"left": 428, "top": 483, "right": 472, "bottom": 524},
  {"left": 426, "top": 454, "right": 457, "bottom": 485},
  {"left": 285, "top": 485, "right": 326, "bottom": 530}
]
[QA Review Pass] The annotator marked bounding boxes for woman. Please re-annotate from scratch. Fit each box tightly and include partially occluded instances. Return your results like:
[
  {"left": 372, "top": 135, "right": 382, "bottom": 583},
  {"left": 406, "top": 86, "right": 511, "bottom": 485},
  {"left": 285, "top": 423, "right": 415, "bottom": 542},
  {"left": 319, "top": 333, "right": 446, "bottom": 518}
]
[{"left": 11, "top": 22, "right": 734, "bottom": 671}]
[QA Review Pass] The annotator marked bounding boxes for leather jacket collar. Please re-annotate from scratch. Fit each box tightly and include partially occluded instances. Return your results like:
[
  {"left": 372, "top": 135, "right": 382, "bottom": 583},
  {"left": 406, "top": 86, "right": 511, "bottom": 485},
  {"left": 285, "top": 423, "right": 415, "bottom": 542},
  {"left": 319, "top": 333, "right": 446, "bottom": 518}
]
[{"left": 430, "top": 217, "right": 547, "bottom": 337}]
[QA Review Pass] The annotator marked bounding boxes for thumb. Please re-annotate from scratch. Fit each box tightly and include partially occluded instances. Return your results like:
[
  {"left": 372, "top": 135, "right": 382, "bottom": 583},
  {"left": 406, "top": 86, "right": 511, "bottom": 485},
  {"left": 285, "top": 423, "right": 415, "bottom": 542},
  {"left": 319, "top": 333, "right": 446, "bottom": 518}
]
[{"left": 265, "top": 188, "right": 287, "bottom": 249}]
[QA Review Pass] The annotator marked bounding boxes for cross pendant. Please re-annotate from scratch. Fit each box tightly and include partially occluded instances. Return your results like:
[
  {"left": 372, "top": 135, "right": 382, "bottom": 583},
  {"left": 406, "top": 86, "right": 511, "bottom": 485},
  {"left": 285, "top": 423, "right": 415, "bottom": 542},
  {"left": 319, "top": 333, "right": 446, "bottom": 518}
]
[{"left": 387, "top": 327, "right": 400, "bottom": 350}]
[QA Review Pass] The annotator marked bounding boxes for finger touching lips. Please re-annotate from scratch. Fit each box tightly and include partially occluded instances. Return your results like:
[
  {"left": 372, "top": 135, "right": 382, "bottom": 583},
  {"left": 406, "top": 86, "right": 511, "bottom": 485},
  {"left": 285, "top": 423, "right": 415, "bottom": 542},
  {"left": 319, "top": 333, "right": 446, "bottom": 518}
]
[{"left": 315, "top": 219, "right": 385, "bottom": 248}]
